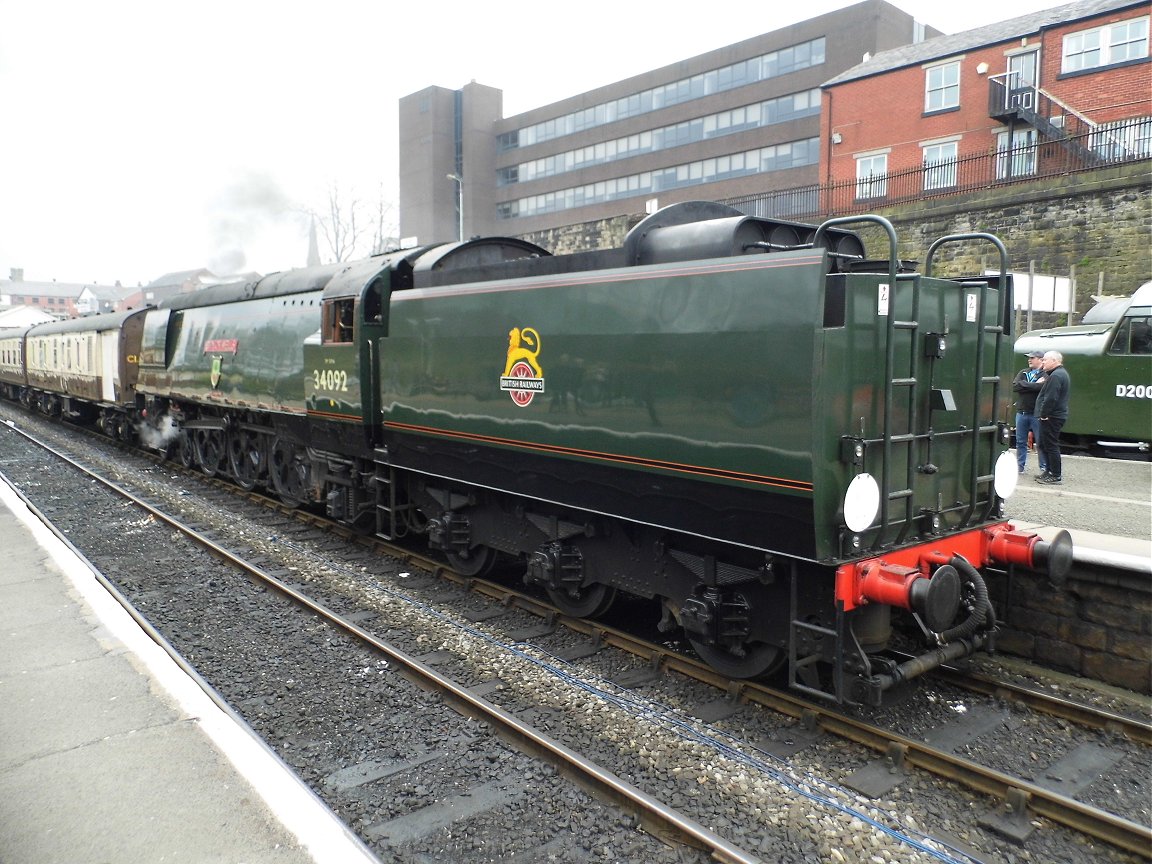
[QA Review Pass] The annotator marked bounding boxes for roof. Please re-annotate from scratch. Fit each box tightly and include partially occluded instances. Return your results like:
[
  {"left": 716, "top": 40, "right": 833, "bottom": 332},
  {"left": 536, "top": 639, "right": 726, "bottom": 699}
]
[
  {"left": 0, "top": 279, "right": 89, "bottom": 299},
  {"left": 823, "top": 0, "right": 1145, "bottom": 87},
  {"left": 86, "top": 283, "right": 131, "bottom": 301},
  {"left": 26, "top": 308, "right": 149, "bottom": 337},
  {"left": 144, "top": 268, "right": 214, "bottom": 289},
  {"left": 0, "top": 305, "right": 57, "bottom": 329}
]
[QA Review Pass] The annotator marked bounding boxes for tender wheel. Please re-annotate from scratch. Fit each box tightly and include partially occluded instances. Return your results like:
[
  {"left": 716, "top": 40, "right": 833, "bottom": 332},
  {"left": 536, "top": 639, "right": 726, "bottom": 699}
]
[
  {"left": 687, "top": 637, "right": 784, "bottom": 679},
  {"left": 228, "top": 429, "right": 264, "bottom": 491},
  {"left": 546, "top": 582, "right": 616, "bottom": 618},
  {"left": 446, "top": 545, "right": 498, "bottom": 578}
]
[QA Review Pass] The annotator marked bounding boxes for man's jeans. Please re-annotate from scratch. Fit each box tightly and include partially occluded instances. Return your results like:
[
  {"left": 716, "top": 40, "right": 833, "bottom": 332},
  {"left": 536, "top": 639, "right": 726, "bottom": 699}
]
[{"left": 1015, "top": 412, "right": 1044, "bottom": 472}]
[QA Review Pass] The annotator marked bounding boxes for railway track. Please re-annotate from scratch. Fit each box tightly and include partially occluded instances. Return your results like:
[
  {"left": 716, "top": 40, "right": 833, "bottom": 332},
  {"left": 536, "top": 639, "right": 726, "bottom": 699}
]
[
  {"left": 2, "top": 410, "right": 1150, "bottom": 862},
  {"left": 1, "top": 421, "right": 759, "bottom": 863}
]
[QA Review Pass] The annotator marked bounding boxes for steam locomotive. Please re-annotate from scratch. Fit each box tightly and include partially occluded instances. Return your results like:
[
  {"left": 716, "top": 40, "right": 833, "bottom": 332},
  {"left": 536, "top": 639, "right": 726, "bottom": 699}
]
[{"left": 0, "top": 202, "right": 1073, "bottom": 705}]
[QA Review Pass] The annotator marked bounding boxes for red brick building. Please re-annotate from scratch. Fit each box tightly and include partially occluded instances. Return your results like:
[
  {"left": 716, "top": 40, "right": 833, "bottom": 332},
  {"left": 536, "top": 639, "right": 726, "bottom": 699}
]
[{"left": 820, "top": 0, "right": 1150, "bottom": 209}]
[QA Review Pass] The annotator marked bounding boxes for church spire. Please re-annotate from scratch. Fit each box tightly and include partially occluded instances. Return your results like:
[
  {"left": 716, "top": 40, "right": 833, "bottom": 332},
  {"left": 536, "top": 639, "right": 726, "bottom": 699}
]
[{"left": 306, "top": 216, "right": 321, "bottom": 267}]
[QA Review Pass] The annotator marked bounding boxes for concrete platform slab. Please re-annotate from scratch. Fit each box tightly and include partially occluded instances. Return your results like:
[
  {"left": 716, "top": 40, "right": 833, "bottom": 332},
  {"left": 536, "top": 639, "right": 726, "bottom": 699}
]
[{"left": 0, "top": 478, "right": 379, "bottom": 864}]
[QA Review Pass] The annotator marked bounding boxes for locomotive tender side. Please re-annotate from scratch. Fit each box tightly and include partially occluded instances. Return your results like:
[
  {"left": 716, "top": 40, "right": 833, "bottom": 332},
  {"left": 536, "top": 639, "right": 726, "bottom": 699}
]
[
  {"left": 0, "top": 202, "right": 1073, "bottom": 705},
  {"left": 370, "top": 204, "right": 1070, "bottom": 704}
]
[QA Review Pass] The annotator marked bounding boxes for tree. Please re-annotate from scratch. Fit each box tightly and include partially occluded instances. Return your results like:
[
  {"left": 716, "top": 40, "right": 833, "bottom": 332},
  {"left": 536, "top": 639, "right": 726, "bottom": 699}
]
[
  {"left": 311, "top": 181, "right": 399, "bottom": 263},
  {"left": 370, "top": 184, "right": 400, "bottom": 254}
]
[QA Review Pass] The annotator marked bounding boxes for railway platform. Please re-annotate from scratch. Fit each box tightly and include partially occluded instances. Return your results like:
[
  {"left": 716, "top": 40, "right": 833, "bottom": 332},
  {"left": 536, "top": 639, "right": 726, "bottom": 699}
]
[{"left": 0, "top": 478, "right": 379, "bottom": 864}]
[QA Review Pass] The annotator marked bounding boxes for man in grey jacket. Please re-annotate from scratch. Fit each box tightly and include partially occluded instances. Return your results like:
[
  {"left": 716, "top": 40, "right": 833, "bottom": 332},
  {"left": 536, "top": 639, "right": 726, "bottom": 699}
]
[{"left": 1035, "top": 351, "right": 1071, "bottom": 484}]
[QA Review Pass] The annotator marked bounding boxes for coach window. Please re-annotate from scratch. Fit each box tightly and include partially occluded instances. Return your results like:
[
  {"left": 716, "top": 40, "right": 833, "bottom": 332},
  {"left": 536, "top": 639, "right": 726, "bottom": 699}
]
[{"left": 325, "top": 299, "right": 355, "bottom": 344}]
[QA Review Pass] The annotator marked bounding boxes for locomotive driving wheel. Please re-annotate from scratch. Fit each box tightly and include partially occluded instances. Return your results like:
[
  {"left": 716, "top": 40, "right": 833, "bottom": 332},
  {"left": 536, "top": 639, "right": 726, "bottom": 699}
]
[
  {"left": 686, "top": 637, "right": 783, "bottom": 680},
  {"left": 227, "top": 428, "right": 264, "bottom": 491},
  {"left": 178, "top": 433, "right": 196, "bottom": 468},
  {"left": 194, "top": 429, "right": 225, "bottom": 477},
  {"left": 270, "top": 439, "right": 309, "bottom": 508},
  {"left": 546, "top": 582, "right": 617, "bottom": 618}
]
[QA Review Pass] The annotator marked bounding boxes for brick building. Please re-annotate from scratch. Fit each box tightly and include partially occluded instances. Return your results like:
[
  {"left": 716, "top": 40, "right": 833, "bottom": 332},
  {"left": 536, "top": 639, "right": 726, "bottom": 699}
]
[
  {"left": 820, "top": 0, "right": 1150, "bottom": 207},
  {"left": 0, "top": 269, "right": 126, "bottom": 319}
]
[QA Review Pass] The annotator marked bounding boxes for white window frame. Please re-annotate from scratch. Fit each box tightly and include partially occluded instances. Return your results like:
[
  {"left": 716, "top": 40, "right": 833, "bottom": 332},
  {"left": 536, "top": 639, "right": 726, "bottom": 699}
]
[
  {"left": 921, "top": 138, "right": 959, "bottom": 190},
  {"left": 854, "top": 151, "right": 889, "bottom": 199},
  {"left": 924, "top": 60, "right": 961, "bottom": 112},
  {"left": 1062, "top": 16, "right": 1149, "bottom": 73},
  {"left": 1090, "top": 116, "right": 1152, "bottom": 160},
  {"left": 995, "top": 128, "right": 1037, "bottom": 179}
]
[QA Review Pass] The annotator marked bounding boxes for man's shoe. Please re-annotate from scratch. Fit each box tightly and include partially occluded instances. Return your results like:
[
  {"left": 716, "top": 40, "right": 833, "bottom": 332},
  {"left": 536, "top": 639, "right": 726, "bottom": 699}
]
[
  {"left": 1038, "top": 475, "right": 1062, "bottom": 484},
  {"left": 1035, "top": 472, "right": 1051, "bottom": 481}
]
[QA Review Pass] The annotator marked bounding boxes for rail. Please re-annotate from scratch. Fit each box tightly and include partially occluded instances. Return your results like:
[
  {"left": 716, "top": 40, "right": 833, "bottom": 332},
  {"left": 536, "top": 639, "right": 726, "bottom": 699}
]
[
  {"left": 4, "top": 421, "right": 763, "bottom": 864},
  {"left": 6, "top": 411, "right": 1151, "bottom": 858}
]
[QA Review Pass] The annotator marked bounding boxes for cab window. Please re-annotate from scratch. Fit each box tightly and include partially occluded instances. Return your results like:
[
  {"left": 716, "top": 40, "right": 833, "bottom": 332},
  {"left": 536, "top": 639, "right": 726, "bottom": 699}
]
[
  {"left": 1110, "top": 316, "right": 1152, "bottom": 355},
  {"left": 325, "top": 299, "right": 355, "bottom": 344}
]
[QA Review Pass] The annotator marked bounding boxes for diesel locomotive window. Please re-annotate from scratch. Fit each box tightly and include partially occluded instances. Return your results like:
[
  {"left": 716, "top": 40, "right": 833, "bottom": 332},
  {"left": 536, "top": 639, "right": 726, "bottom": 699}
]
[
  {"left": 325, "top": 299, "right": 356, "bottom": 344},
  {"left": 1111, "top": 316, "right": 1152, "bottom": 354}
]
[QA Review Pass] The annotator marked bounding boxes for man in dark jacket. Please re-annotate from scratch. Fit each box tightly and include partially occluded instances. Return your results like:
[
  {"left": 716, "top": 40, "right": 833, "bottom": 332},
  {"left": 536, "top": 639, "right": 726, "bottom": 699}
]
[
  {"left": 1012, "top": 351, "right": 1047, "bottom": 474},
  {"left": 1035, "top": 351, "right": 1071, "bottom": 484}
]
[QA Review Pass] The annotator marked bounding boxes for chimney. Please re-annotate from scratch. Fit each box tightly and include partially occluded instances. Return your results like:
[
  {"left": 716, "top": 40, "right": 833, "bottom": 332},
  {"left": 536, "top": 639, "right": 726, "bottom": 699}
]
[{"left": 9, "top": 268, "right": 23, "bottom": 282}]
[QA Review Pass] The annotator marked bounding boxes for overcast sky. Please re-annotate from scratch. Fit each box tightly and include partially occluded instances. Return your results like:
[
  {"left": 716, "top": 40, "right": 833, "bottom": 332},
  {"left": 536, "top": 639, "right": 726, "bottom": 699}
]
[{"left": 1, "top": 0, "right": 1062, "bottom": 288}]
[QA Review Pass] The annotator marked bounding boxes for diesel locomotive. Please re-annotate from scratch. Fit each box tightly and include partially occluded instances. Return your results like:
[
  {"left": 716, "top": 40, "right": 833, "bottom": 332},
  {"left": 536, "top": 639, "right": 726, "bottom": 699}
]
[
  {"left": 1015, "top": 281, "right": 1152, "bottom": 456},
  {"left": 0, "top": 202, "right": 1073, "bottom": 705}
]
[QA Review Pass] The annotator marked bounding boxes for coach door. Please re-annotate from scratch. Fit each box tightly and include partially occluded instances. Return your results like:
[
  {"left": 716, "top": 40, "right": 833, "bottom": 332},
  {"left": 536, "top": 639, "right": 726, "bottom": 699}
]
[{"left": 100, "top": 330, "right": 119, "bottom": 403}]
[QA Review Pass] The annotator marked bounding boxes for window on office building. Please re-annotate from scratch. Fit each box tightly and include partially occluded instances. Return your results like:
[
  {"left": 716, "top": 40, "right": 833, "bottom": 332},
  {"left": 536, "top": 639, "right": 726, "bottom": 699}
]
[
  {"left": 1063, "top": 16, "right": 1149, "bottom": 72},
  {"left": 500, "top": 38, "right": 826, "bottom": 151},
  {"left": 924, "top": 61, "right": 960, "bottom": 112}
]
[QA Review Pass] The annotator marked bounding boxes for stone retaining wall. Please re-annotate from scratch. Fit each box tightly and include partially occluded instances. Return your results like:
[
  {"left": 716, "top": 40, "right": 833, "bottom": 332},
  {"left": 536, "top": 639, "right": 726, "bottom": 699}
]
[
  {"left": 993, "top": 566, "right": 1151, "bottom": 694},
  {"left": 521, "top": 162, "right": 1152, "bottom": 307}
]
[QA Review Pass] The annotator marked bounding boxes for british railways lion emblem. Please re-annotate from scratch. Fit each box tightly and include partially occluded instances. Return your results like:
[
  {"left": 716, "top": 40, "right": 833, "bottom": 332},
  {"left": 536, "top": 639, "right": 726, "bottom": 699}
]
[{"left": 499, "top": 327, "right": 545, "bottom": 406}]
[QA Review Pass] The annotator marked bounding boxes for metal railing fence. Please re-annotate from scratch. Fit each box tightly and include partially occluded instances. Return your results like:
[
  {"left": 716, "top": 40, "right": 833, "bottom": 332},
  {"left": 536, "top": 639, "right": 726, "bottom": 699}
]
[{"left": 723, "top": 116, "right": 1150, "bottom": 222}]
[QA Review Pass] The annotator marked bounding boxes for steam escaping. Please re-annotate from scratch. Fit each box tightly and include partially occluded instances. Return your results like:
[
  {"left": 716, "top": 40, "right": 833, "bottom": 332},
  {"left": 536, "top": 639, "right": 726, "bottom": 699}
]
[
  {"left": 208, "top": 170, "right": 307, "bottom": 276},
  {"left": 209, "top": 246, "right": 247, "bottom": 276},
  {"left": 136, "top": 414, "right": 181, "bottom": 451}
]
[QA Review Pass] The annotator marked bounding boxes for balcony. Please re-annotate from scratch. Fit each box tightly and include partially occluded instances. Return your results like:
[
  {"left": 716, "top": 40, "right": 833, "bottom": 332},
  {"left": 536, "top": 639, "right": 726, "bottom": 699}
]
[{"left": 987, "top": 74, "right": 1102, "bottom": 165}]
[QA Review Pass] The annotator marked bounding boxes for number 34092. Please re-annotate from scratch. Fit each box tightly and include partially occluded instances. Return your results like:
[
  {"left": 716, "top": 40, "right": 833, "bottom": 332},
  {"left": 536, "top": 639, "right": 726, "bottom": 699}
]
[{"left": 312, "top": 369, "right": 349, "bottom": 392}]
